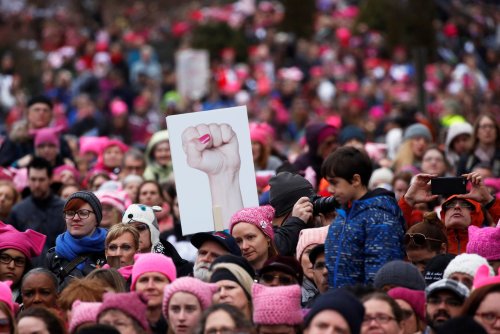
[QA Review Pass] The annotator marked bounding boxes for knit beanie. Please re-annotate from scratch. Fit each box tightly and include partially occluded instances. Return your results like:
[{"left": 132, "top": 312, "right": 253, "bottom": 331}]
[
  {"left": 443, "top": 253, "right": 494, "bottom": 279},
  {"left": 473, "top": 264, "right": 500, "bottom": 289},
  {"left": 296, "top": 226, "right": 329, "bottom": 261},
  {"left": 424, "top": 254, "right": 456, "bottom": 286},
  {"left": 98, "top": 292, "right": 149, "bottom": 331},
  {"left": 252, "top": 283, "right": 303, "bottom": 325},
  {"left": 403, "top": 123, "right": 432, "bottom": 142},
  {"left": 339, "top": 125, "right": 366, "bottom": 145},
  {"left": 33, "top": 127, "right": 60, "bottom": 148},
  {"left": 69, "top": 300, "right": 101, "bottom": 333},
  {"left": 162, "top": 277, "right": 218, "bottom": 319},
  {"left": 95, "top": 191, "right": 127, "bottom": 213},
  {"left": 466, "top": 225, "right": 500, "bottom": 260},
  {"left": 230, "top": 205, "right": 275, "bottom": 240},
  {"left": 445, "top": 122, "right": 473, "bottom": 150},
  {"left": 259, "top": 256, "right": 304, "bottom": 285},
  {"left": 436, "top": 316, "right": 488, "bottom": 334},
  {"left": 210, "top": 263, "right": 254, "bottom": 300},
  {"left": 76, "top": 324, "right": 120, "bottom": 334},
  {"left": 269, "top": 172, "right": 315, "bottom": 217},
  {"left": 0, "top": 281, "right": 14, "bottom": 313},
  {"left": 211, "top": 254, "right": 255, "bottom": 279},
  {"left": 368, "top": 167, "right": 394, "bottom": 190},
  {"left": 131, "top": 253, "right": 177, "bottom": 290},
  {"left": 374, "top": 260, "right": 426, "bottom": 291},
  {"left": 66, "top": 191, "right": 103, "bottom": 224},
  {"left": 304, "top": 289, "right": 364, "bottom": 334},
  {"left": 0, "top": 221, "right": 46, "bottom": 260},
  {"left": 122, "top": 204, "right": 161, "bottom": 251},
  {"left": 387, "top": 287, "right": 425, "bottom": 322}
]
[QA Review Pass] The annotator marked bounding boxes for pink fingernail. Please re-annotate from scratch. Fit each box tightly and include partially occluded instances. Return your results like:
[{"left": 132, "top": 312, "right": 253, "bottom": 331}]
[{"left": 198, "top": 134, "right": 210, "bottom": 144}]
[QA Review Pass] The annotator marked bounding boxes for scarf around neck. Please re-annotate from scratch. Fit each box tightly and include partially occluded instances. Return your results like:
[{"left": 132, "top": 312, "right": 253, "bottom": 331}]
[{"left": 55, "top": 228, "right": 107, "bottom": 270}]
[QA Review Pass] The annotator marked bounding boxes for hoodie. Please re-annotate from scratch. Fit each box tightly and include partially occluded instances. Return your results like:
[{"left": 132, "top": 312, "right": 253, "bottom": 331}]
[{"left": 143, "top": 130, "right": 173, "bottom": 183}]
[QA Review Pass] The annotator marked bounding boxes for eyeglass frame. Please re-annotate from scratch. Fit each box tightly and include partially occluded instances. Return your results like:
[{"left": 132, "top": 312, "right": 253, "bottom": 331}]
[
  {"left": 476, "top": 312, "right": 500, "bottom": 325},
  {"left": 362, "top": 313, "right": 396, "bottom": 325},
  {"left": 404, "top": 233, "right": 443, "bottom": 246},
  {"left": 0, "top": 252, "right": 27, "bottom": 267},
  {"left": 259, "top": 273, "right": 295, "bottom": 285},
  {"left": 442, "top": 199, "right": 474, "bottom": 212},
  {"left": 63, "top": 209, "right": 95, "bottom": 219}
]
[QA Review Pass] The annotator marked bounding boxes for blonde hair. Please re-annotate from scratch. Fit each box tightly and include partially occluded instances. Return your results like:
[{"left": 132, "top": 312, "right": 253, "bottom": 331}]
[
  {"left": 105, "top": 224, "right": 140, "bottom": 250},
  {"left": 392, "top": 140, "right": 416, "bottom": 172}
]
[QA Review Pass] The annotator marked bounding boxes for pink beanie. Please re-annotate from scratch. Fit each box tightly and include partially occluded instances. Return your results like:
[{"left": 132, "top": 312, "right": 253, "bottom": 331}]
[
  {"left": 110, "top": 99, "right": 128, "bottom": 116},
  {"left": 131, "top": 253, "right": 176, "bottom": 290},
  {"left": 79, "top": 136, "right": 109, "bottom": 156},
  {"left": 69, "top": 300, "right": 101, "bottom": 333},
  {"left": 250, "top": 122, "right": 274, "bottom": 146},
  {"left": 295, "top": 226, "right": 329, "bottom": 261},
  {"left": 98, "top": 292, "right": 149, "bottom": 331},
  {"left": 0, "top": 281, "right": 14, "bottom": 314},
  {"left": 54, "top": 165, "right": 81, "bottom": 183},
  {"left": 96, "top": 190, "right": 127, "bottom": 213},
  {"left": 387, "top": 287, "right": 426, "bottom": 322},
  {"left": 252, "top": 283, "right": 303, "bottom": 325},
  {"left": 467, "top": 225, "right": 500, "bottom": 260},
  {"left": 0, "top": 221, "right": 46, "bottom": 260},
  {"left": 162, "top": 277, "right": 218, "bottom": 318},
  {"left": 32, "top": 127, "right": 61, "bottom": 148},
  {"left": 473, "top": 264, "right": 500, "bottom": 289},
  {"left": 101, "top": 138, "right": 128, "bottom": 154},
  {"left": 230, "top": 205, "right": 275, "bottom": 240}
]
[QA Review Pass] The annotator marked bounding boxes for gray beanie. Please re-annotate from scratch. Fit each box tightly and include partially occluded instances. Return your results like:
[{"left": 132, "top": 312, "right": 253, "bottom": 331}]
[
  {"left": 403, "top": 123, "right": 432, "bottom": 142},
  {"left": 65, "top": 191, "right": 103, "bottom": 224},
  {"left": 374, "top": 260, "right": 426, "bottom": 291}
]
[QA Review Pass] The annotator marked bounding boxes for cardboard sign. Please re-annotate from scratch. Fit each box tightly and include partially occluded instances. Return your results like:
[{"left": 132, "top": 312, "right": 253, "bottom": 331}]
[
  {"left": 175, "top": 49, "right": 210, "bottom": 100},
  {"left": 166, "top": 106, "right": 258, "bottom": 235}
]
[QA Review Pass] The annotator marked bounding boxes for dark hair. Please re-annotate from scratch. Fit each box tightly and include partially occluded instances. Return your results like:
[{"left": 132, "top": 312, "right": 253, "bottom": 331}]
[
  {"left": 22, "top": 268, "right": 59, "bottom": 291},
  {"left": 0, "top": 301, "right": 16, "bottom": 334},
  {"left": 461, "top": 284, "right": 500, "bottom": 317},
  {"left": 17, "top": 306, "right": 67, "bottom": 334},
  {"left": 28, "top": 157, "right": 53, "bottom": 178},
  {"left": 361, "top": 292, "right": 404, "bottom": 323},
  {"left": 321, "top": 146, "right": 373, "bottom": 186},
  {"left": 196, "top": 303, "right": 254, "bottom": 334},
  {"left": 122, "top": 149, "right": 146, "bottom": 167},
  {"left": 85, "top": 268, "right": 127, "bottom": 293},
  {"left": 27, "top": 95, "right": 53, "bottom": 109},
  {"left": 0, "top": 249, "right": 33, "bottom": 287},
  {"left": 406, "top": 212, "right": 447, "bottom": 252},
  {"left": 392, "top": 171, "right": 413, "bottom": 187},
  {"left": 135, "top": 180, "right": 165, "bottom": 203}
]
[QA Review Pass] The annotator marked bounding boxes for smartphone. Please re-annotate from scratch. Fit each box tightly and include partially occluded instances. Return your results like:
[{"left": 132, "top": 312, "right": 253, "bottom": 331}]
[{"left": 431, "top": 177, "right": 467, "bottom": 195}]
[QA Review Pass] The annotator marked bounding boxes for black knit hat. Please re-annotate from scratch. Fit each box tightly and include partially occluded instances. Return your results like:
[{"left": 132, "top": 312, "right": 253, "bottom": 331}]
[
  {"left": 269, "top": 172, "right": 315, "bottom": 217},
  {"left": 305, "top": 289, "right": 365, "bottom": 334},
  {"left": 374, "top": 260, "right": 426, "bottom": 291},
  {"left": 259, "top": 255, "right": 304, "bottom": 285},
  {"left": 436, "top": 316, "right": 488, "bottom": 334},
  {"left": 27, "top": 95, "right": 53, "bottom": 109},
  {"left": 65, "top": 191, "right": 103, "bottom": 224},
  {"left": 424, "top": 253, "right": 456, "bottom": 286},
  {"left": 210, "top": 254, "right": 255, "bottom": 279}
]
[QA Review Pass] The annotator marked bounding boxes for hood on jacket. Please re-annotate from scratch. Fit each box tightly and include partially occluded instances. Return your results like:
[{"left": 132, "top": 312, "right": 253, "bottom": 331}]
[
  {"left": 145, "top": 130, "right": 169, "bottom": 165},
  {"left": 305, "top": 123, "right": 337, "bottom": 158},
  {"left": 445, "top": 122, "right": 473, "bottom": 151},
  {"left": 440, "top": 194, "right": 484, "bottom": 227}
]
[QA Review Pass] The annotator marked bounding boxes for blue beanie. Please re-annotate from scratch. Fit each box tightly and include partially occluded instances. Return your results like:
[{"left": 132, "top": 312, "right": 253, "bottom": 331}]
[
  {"left": 339, "top": 125, "right": 366, "bottom": 145},
  {"left": 403, "top": 123, "right": 432, "bottom": 142}
]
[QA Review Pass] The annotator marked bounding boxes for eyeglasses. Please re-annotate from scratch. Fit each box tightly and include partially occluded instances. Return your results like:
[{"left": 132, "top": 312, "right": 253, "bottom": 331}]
[
  {"left": 442, "top": 199, "right": 474, "bottom": 212},
  {"left": 63, "top": 209, "right": 94, "bottom": 219},
  {"left": 260, "top": 273, "right": 295, "bottom": 285},
  {"left": 404, "top": 233, "right": 443, "bottom": 246},
  {"left": 478, "top": 124, "right": 496, "bottom": 130},
  {"left": 0, "top": 253, "right": 26, "bottom": 267},
  {"left": 401, "top": 309, "right": 414, "bottom": 320},
  {"left": 363, "top": 313, "right": 396, "bottom": 325},
  {"left": 427, "top": 296, "right": 463, "bottom": 307},
  {"left": 475, "top": 312, "right": 500, "bottom": 325}
]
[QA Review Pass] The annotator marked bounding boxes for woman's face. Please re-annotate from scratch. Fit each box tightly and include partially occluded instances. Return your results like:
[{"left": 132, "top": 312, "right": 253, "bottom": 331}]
[
  {"left": 154, "top": 141, "right": 171, "bottom": 166},
  {"left": 421, "top": 149, "right": 446, "bottom": 176},
  {"left": 0, "top": 307, "right": 11, "bottom": 334},
  {"left": 60, "top": 185, "right": 79, "bottom": 200},
  {"left": 168, "top": 291, "right": 202, "bottom": 334},
  {"left": 300, "top": 244, "right": 317, "bottom": 281},
  {"left": 124, "top": 182, "right": 141, "bottom": 203},
  {"left": 476, "top": 116, "right": 497, "bottom": 146},
  {"left": 138, "top": 183, "right": 162, "bottom": 207},
  {"left": 474, "top": 292, "right": 500, "bottom": 334},
  {"left": 18, "top": 316, "right": 49, "bottom": 334},
  {"left": 232, "top": 223, "right": 269, "bottom": 267},
  {"left": 35, "top": 143, "right": 58, "bottom": 164},
  {"left": 0, "top": 249, "right": 26, "bottom": 285},
  {"left": 451, "top": 134, "right": 472, "bottom": 155},
  {"left": 252, "top": 142, "right": 263, "bottom": 161},
  {"left": 100, "top": 204, "right": 121, "bottom": 228},
  {"left": 103, "top": 145, "right": 124, "bottom": 168},
  {"left": 106, "top": 232, "right": 137, "bottom": 267},
  {"left": 362, "top": 299, "right": 403, "bottom": 334},
  {"left": 99, "top": 309, "right": 140, "bottom": 334},
  {"left": 213, "top": 279, "right": 249, "bottom": 315},
  {"left": 393, "top": 179, "right": 409, "bottom": 202},
  {"left": 204, "top": 310, "right": 236, "bottom": 334},
  {"left": 394, "top": 299, "right": 419, "bottom": 334},
  {"left": 134, "top": 272, "right": 169, "bottom": 308},
  {"left": 64, "top": 202, "right": 97, "bottom": 238},
  {"left": 410, "top": 137, "right": 428, "bottom": 159},
  {"left": 0, "top": 185, "right": 16, "bottom": 217},
  {"left": 130, "top": 222, "right": 152, "bottom": 253}
]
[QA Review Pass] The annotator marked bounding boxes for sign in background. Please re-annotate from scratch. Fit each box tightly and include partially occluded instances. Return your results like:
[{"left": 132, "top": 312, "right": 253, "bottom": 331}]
[{"left": 175, "top": 49, "right": 210, "bottom": 100}]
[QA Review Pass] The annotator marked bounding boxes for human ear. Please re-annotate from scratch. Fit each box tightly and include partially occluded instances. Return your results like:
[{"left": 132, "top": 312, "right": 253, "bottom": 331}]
[{"left": 351, "top": 174, "right": 362, "bottom": 187}]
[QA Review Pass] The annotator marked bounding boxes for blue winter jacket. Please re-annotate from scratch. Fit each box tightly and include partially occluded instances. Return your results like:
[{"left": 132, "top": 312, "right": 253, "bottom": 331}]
[{"left": 325, "top": 188, "right": 405, "bottom": 288}]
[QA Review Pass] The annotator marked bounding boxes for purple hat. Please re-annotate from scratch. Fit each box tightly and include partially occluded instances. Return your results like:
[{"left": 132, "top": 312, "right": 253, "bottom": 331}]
[{"left": 98, "top": 292, "right": 149, "bottom": 331}]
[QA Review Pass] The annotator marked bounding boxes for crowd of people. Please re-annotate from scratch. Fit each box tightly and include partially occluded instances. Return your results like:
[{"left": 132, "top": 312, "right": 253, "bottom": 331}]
[{"left": 0, "top": 0, "right": 499, "bottom": 333}]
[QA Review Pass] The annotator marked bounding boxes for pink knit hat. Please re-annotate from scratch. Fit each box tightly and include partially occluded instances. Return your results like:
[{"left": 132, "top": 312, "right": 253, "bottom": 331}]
[
  {"left": 131, "top": 253, "right": 176, "bottom": 290},
  {"left": 250, "top": 122, "right": 274, "bottom": 146},
  {"left": 31, "top": 126, "right": 62, "bottom": 148},
  {"left": 79, "top": 136, "right": 109, "bottom": 156},
  {"left": 230, "top": 205, "right": 275, "bottom": 240},
  {"left": 162, "top": 277, "right": 218, "bottom": 318},
  {"left": 0, "top": 221, "right": 46, "bottom": 260},
  {"left": 0, "top": 281, "right": 14, "bottom": 314},
  {"left": 96, "top": 190, "right": 127, "bottom": 213},
  {"left": 252, "top": 283, "right": 303, "bottom": 325},
  {"left": 54, "top": 165, "right": 81, "bottom": 183},
  {"left": 387, "top": 287, "right": 426, "bottom": 322},
  {"left": 467, "top": 225, "right": 500, "bottom": 260},
  {"left": 110, "top": 99, "right": 128, "bottom": 116},
  {"left": 473, "top": 264, "right": 500, "bottom": 289},
  {"left": 69, "top": 300, "right": 101, "bottom": 333},
  {"left": 98, "top": 292, "right": 149, "bottom": 331},
  {"left": 295, "top": 226, "right": 329, "bottom": 261}
]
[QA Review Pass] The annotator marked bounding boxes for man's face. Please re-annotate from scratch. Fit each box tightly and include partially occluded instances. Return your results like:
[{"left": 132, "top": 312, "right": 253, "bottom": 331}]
[
  {"left": 28, "top": 168, "right": 51, "bottom": 199},
  {"left": 312, "top": 253, "right": 328, "bottom": 293},
  {"left": 443, "top": 199, "right": 473, "bottom": 229},
  {"left": 121, "top": 156, "right": 145, "bottom": 177},
  {"left": 426, "top": 290, "right": 464, "bottom": 331},
  {"left": 193, "top": 240, "right": 228, "bottom": 282},
  {"left": 27, "top": 103, "right": 52, "bottom": 129}
]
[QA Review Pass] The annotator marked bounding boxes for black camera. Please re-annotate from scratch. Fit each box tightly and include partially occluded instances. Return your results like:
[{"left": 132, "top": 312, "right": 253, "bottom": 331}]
[{"left": 310, "top": 195, "right": 340, "bottom": 216}]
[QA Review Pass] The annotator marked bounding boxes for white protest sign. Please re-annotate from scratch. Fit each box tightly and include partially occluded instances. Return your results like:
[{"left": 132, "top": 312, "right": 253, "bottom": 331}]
[
  {"left": 166, "top": 106, "right": 258, "bottom": 235},
  {"left": 175, "top": 49, "right": 210, "bottom": 100}
]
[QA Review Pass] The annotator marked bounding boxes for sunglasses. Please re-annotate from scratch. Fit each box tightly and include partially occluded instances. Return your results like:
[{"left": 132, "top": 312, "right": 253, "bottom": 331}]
[
  {"left": 404, "top": 233, "right": 442, "bottom": 246},
  {"left": 260, "top": 273, "right": 295, "bottom": 285}
]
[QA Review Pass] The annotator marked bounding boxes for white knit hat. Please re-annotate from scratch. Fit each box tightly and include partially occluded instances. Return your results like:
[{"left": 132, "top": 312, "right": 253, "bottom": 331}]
[
  {"left": 122, "top": 203, "right": 162, "bottom": 251},
  {"left": 443, "top": 253, "right": 494, "bottom": 279}
]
